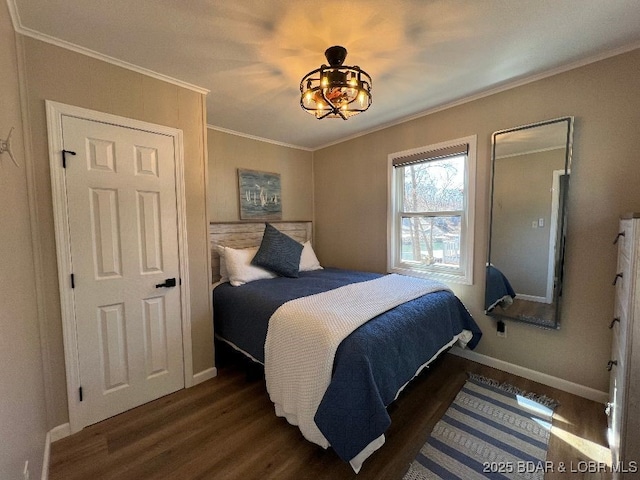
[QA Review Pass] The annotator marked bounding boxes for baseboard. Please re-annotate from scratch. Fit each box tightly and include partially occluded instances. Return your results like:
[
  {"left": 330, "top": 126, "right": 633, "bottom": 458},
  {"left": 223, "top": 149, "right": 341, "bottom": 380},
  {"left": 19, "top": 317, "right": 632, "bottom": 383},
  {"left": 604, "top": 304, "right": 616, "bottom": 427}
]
[
  {"left": 192, "top": 366, "right": 217, "bottom": 386},
  {"left": 450, "top": 346, "right": 609, "bottom": 404},
  {"left": 41, "top": 432, "right": 51, "bottom": 480},
  {"left": 49, "top": 423, "right": 70, "bottom": 442},
  {"left": 41, "top": 423, "right": 69, "bottom": 480}
]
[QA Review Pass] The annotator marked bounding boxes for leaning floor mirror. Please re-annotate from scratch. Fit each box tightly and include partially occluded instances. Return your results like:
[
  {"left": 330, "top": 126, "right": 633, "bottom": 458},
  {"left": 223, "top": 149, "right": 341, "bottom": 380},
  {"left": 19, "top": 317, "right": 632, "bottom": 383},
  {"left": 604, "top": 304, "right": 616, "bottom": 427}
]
[{"left": 485, "top": 117, "right": 574, "bottom": 329}]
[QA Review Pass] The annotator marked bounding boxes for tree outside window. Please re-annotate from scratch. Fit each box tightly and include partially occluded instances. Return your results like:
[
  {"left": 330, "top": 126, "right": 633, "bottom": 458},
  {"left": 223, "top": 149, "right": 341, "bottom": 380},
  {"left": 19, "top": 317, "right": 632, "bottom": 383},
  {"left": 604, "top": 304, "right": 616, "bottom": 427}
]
[{"left": 401, "top": 156, "right": 464, "bottom": 267}]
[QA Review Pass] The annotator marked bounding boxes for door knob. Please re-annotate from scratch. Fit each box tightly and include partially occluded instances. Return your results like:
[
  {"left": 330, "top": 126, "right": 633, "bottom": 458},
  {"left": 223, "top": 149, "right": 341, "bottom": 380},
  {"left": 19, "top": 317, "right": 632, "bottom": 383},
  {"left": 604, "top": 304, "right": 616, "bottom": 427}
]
[{"left": 155, "top": 278, "right": 177, "bottom": 288}]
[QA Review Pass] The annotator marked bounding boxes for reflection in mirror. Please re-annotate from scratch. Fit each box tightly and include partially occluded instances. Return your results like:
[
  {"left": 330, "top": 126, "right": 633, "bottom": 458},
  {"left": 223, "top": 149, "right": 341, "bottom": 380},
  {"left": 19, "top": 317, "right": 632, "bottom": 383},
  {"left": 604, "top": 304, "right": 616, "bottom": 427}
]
[{"left": 485, "top": 117, "right": 574, "bottom": 329}]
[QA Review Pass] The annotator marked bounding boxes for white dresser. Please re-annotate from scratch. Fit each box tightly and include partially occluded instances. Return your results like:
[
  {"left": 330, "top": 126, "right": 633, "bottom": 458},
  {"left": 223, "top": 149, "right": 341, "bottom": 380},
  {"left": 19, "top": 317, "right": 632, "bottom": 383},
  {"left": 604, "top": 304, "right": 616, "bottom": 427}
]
[{"left": 608, "top": 214, "right": 640, "bottom": 478}]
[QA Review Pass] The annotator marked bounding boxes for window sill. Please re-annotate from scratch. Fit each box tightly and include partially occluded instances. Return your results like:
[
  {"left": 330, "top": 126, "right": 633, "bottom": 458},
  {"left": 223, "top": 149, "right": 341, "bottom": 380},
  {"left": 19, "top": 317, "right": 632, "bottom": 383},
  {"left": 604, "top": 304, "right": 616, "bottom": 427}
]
[{"left": 388, "top": 265, "right": 472, "bottom": 286}]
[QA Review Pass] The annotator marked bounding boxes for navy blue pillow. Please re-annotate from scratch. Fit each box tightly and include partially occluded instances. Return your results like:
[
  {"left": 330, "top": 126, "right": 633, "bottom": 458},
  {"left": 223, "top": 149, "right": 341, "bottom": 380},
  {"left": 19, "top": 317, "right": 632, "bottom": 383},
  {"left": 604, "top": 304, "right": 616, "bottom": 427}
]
[{"left": 251, "top": 223, "right": 303, "bottom": 278}]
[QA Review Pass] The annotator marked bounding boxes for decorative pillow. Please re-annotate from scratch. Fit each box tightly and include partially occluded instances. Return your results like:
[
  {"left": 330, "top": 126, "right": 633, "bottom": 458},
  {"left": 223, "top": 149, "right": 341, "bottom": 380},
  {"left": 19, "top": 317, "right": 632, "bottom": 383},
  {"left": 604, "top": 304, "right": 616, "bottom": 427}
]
[
  {"left": 220, "top": 245, "right": 276, "bottom": 286},
  {"left": 251, "top": 223, "right": 304, "bottom": 278},
  {"left": 216, "top": 245, "right": 229, "bottom": 283},
  {"left": 299, "top": 241, "right": 323, "bottom": 271}
]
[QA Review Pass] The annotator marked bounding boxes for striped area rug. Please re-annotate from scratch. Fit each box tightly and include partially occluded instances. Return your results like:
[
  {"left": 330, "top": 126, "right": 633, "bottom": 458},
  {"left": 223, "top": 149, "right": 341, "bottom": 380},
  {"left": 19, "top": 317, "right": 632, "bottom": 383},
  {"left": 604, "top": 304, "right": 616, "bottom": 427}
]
[{"left": 403, "top": 373, "right": 558, "bottom": 480}]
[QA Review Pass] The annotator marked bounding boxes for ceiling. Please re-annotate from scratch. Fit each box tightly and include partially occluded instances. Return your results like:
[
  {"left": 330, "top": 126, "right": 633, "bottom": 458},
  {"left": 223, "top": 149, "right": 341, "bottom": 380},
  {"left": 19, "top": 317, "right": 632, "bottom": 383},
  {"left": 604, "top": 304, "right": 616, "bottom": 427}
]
[{"left": 9, "top": 0, "right": 640, "bottom": 150}]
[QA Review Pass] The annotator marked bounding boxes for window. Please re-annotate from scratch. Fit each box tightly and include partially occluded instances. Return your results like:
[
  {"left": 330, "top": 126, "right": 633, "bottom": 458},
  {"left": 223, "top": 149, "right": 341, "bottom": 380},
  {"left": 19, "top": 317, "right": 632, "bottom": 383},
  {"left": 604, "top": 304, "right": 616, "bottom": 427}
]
[{"left": 388, "top": 135, "right": 476, "bottom": 284}]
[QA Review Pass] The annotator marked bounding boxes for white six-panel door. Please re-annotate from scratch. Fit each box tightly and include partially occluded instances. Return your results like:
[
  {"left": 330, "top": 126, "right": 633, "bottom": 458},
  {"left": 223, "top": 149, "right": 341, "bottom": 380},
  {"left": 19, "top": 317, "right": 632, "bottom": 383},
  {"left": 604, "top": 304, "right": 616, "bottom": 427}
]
[{"left": 53, "top": 110, "right": 186, "bottom": 429}]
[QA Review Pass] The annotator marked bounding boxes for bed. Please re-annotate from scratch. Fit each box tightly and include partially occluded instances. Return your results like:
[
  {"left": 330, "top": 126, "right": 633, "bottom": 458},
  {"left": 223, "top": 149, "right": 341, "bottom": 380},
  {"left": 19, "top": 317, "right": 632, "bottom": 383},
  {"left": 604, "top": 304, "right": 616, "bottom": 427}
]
[{"left": 210, "top": 221, "right": 482, "bottom": 472}]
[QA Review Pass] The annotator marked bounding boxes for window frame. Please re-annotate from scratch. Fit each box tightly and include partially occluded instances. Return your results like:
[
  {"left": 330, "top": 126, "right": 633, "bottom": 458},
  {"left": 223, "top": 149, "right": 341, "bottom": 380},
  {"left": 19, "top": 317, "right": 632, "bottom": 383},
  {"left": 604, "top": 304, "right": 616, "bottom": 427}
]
[{"left": 387, "top": 135, "right": 476, "bottom": 285}]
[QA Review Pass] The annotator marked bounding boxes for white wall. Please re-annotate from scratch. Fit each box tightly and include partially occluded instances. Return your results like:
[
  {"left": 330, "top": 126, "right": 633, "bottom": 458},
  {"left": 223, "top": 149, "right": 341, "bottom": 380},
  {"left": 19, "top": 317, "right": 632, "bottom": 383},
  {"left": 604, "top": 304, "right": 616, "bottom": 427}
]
[{"left": 0, "top": 3, "right": 48, "bottom": 478}]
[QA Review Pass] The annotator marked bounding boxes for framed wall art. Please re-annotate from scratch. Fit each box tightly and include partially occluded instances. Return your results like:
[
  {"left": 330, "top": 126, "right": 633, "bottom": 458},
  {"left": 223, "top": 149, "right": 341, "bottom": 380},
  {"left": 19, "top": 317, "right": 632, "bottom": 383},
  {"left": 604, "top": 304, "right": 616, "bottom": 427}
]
[{"left": 238, "top": 169, "right": 282, "bottom": 220}]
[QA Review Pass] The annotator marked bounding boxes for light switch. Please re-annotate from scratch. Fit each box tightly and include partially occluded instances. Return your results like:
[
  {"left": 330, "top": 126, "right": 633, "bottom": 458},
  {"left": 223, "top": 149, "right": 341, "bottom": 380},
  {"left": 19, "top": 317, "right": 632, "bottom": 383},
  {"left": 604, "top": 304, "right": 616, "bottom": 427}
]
[
  {"left": 532, "top": 221, "right": 538, "bottom": 228},
  {"left": 538, "top": 218, "right": 545, "bottom": 227}
]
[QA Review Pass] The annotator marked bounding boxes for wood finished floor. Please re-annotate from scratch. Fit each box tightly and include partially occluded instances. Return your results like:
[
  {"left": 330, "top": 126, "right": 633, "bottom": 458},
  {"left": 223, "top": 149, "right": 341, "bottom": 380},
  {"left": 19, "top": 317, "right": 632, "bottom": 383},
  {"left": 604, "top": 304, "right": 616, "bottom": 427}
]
[{"left": 49, "top": 351, "right": 611, "bottom": 480}]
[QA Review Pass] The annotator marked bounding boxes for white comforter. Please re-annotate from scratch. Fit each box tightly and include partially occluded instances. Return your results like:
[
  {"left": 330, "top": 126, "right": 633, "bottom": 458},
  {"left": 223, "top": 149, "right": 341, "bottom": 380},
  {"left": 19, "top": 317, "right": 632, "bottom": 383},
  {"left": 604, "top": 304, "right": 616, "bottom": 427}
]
[{"left": 264, "top": 274, "right": 450, "bottom": 450}]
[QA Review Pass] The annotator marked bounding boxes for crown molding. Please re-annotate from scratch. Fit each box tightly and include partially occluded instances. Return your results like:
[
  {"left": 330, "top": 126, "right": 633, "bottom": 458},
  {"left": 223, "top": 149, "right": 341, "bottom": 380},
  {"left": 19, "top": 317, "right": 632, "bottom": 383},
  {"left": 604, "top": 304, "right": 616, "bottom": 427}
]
[
  {"left": 5, "top": 0, "right": 22, "bottom": 33},
  {"left": 207, "top": 125, "right": 313, "bottom": 152},
  {"left": 8, "top": 0, "right": 209, "bottom": 95}
]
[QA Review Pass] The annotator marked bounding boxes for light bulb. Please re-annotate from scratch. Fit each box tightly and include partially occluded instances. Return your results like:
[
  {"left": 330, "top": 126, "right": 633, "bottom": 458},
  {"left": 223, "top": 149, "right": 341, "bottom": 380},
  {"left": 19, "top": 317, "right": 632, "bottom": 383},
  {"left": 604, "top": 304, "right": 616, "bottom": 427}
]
[
  {"left": 358, "top": 90, "right": 367, "bottom": 107},
  {"left": 304, "top": 90, "right": 313, "bottom": 105}
]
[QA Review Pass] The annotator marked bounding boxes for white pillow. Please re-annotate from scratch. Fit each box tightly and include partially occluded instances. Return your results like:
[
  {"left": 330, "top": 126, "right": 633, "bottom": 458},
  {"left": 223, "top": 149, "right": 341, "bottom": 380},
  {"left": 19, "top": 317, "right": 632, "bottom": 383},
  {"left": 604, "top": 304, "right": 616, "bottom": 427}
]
[
  {"left": 217, "top": 246, "right": 229, "bottom": 283},
  {"left": 299, "top": 241, "right": 323, "bottom": 271},
  {"left": 219, "top": 245, "right": 276, "bottom": 286}
]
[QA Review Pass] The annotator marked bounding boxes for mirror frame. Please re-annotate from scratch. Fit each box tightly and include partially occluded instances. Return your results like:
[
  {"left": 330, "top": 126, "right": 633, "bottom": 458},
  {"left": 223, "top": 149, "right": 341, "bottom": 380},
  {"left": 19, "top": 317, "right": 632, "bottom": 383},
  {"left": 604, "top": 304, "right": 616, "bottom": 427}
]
[{"left": 486, "top": 116, "right": 574, "bottom": 329}]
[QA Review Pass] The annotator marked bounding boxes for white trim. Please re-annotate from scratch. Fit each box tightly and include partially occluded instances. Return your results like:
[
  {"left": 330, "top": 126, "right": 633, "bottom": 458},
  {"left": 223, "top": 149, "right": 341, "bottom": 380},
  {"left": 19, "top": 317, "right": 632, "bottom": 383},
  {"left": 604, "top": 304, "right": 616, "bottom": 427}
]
[
  {"left": 49, "top": 423, "right": 71, "bottom": 442},
  {"left": 201, "top": 98, "right": 216, "bottom": 376},
  {"left": 173, "top": 124, "right": 194, "bottom": 389},
  {"left": 496, "top": 145, "right": 565, "bottom": 160},
  {"left": 450, "top": 346, "right": 609, "bottom": 404},
  {"left": 207, "top": 124, "right": 313, "bottom": 152},
  {"left": 516, "top": 293, "right": 549, "bottom": 304},
  {"left": 387, "top": 135, "right": 476, "bottom": 286},
  {"left": 42, "top": 423, "right": 71, "bottom": 480},
  {"left": 6, "top": 0, "right": 21, "bottom": 31},
  {"left": 9, "top": 15, "right": 208, "bottom": 95},
  {"left": 45, "top": 101, "right": 193, "bottom": 433},
  {"left": 192, "top": 367, "right": 218, "bottom": 386},
  {"left": 41, "top": 432, "right": 50, "bottom": 480},
  {"left": 546, "top": 169, "right": 567, "bottom": 304}
]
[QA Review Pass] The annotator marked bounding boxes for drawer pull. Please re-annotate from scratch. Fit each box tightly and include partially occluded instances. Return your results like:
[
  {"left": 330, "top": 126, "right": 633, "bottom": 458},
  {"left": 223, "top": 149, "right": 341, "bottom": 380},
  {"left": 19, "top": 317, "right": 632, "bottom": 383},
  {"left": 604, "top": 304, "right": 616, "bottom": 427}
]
[
  {"left": 607, "top": 360, "right": 618, "bottom": 371},
  {"left": 609, "top": 317, "right": 620, "bottom": 329},
  {"left": 605, "top": 402, "right": 612, "bottom": 416},
  {"left": 613, "top": 231, "right": 625, "bottom": 244},
  {"left": 613, "top": 273, "right": 623, "bottom": 285}
]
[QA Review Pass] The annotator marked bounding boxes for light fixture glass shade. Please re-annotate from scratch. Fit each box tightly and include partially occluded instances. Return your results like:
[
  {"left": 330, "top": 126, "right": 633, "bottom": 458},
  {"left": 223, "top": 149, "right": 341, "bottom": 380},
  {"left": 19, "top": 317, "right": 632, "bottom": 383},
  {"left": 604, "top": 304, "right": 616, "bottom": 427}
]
[{"left": 300, "top": 46, "right": 372, "bottom": 120}]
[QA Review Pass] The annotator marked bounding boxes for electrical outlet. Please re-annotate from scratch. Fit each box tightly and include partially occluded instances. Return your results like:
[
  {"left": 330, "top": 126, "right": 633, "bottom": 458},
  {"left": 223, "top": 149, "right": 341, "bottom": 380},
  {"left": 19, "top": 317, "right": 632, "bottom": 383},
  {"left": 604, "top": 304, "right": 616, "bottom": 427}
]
[
  {"left": 497, "top": 320, "right": 507, "bottom": 338},
  {"left": 23, "top": 460, "right": 29, "bottom": 480}
]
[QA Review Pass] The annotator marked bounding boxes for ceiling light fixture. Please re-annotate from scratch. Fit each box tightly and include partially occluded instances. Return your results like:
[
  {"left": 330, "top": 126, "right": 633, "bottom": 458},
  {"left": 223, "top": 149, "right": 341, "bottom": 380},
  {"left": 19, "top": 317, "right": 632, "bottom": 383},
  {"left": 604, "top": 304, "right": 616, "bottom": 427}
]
[{"left": 300, "top": 46, "right": 372, "bottom": 120}]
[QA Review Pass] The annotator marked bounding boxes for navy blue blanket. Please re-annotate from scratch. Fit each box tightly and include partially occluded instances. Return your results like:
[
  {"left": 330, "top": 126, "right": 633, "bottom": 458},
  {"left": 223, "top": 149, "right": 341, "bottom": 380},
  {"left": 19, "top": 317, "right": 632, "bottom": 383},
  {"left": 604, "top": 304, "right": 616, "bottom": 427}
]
[
  {"left": 485, "top": 264, "right": 516, "bottom": 312},
  {"left": 213, "top": 269, "right": 378, "bottom": 363},
  {"left": 213, "top": 268, "right": 481, "bottom": 464}
]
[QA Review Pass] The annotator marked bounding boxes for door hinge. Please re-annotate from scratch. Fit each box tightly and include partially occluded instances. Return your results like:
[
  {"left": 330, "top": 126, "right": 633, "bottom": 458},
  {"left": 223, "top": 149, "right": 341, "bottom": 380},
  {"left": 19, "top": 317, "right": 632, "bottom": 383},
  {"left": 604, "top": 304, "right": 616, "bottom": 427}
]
[
  {"left": 70, "top": 273, "right": 75, "bottom": 289},
  {"left": 62, "top": 149, "right": 76, "bottom": 168},
  {"left": 79, "top": 386, "right": 83, "bottom": 402}
]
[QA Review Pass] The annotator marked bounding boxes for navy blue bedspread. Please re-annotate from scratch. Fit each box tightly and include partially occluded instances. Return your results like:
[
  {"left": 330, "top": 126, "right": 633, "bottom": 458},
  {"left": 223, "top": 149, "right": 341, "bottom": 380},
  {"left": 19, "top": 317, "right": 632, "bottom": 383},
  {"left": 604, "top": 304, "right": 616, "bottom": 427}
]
[
  {"left": 213, "top": 268, "right": 481, "bottom": 463},
  {"left": 485, "top": 265, "right": 516, "bottom": 312}
]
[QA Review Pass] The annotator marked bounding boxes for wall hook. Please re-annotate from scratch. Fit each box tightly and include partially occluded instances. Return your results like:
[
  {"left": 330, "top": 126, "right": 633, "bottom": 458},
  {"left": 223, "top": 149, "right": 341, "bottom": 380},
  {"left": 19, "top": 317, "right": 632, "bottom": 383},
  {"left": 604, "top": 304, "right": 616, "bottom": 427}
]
[{"left": 0, "top": 127, "right": 19, "bottom": 167}]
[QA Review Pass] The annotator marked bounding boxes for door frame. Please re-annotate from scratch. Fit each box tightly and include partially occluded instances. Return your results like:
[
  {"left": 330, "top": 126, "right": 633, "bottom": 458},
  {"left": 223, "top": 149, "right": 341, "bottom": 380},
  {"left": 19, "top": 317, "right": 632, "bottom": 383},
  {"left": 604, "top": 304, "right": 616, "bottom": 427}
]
[
  {"left": 46, "top": 100, "right": 193, "bottom": 433},
  {"left": 546, "top": 169, "right": 568, "bottom": 304}
]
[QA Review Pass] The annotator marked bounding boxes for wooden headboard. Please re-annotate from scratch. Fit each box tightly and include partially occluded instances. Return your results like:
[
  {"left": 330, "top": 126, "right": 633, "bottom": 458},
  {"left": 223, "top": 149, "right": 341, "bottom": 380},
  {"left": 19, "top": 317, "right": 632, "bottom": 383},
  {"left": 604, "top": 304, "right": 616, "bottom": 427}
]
[{"left": 209, "top": 221, "right": 312, "bottom": 284}]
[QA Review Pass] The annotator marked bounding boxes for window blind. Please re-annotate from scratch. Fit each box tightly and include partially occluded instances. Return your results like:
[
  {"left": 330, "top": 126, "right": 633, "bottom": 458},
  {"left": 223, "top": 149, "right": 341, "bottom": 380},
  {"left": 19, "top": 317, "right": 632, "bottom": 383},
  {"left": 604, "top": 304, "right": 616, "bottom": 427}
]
[{"left": 391, "top": 143, "right": 468, "bottom": 168}]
